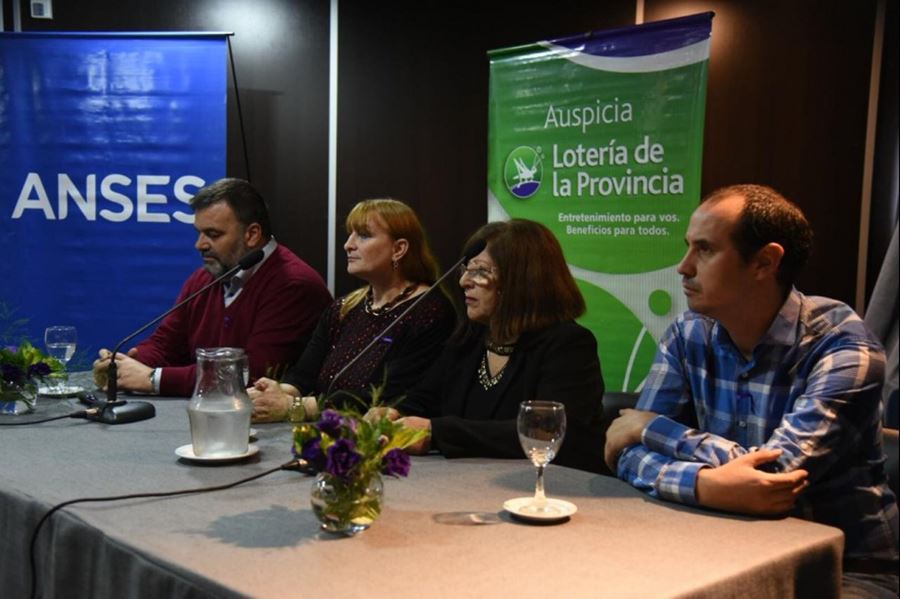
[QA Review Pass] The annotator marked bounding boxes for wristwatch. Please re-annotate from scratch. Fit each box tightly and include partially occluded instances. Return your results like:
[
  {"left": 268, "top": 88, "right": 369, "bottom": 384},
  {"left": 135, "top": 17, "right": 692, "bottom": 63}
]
[{"left": 148, "top": 368, "right": 161, "bottom": 394}]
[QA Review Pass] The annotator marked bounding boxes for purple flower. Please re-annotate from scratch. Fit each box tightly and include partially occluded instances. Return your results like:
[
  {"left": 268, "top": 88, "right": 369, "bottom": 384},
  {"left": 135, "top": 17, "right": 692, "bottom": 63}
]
[
  {"left": 2, "top": 363, "right": 24, "bottom": 384},
  {"left": 381, "top": 448, "right": 411, "bottom": 477},
  {"left": 325, "top": 438, "right": 362, "bottom": 480},
  {"left": 317, "top": 409, "right": 344, "bottom": 438},
  {"left": 301, "top": 438, "right": 326, "bottom": 471},
  {"left": 28, "top": 362, "right": 52, "bottom": 378}
]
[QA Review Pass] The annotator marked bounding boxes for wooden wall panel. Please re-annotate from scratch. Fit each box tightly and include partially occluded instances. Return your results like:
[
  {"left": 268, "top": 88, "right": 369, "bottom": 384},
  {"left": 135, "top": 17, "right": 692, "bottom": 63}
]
[
  {"left": 334, "top": 0, "right": 636, "bottom": 295},
  {"left": 645, "top": 0, "right": 878, "bottom": 304}
]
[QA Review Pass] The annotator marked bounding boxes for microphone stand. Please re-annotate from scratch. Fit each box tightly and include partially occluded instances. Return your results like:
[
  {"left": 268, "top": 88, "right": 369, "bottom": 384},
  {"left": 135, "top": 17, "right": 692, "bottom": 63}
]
[{"left": 100, "top": 249, "right": 265, "bottom": 423}]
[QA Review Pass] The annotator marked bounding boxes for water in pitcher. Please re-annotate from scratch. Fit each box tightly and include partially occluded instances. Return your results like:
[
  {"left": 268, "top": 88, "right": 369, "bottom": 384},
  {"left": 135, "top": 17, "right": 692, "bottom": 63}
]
[{"left": 188, "top": 398, "right": 251, "bottom": 457}]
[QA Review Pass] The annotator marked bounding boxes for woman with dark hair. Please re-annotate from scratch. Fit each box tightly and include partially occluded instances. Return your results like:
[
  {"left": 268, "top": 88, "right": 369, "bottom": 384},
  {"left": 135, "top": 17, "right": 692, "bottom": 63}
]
[
  {"left": 249, "top": 199, "right": 455, "bottom": 421},
  {"left": 395, "top": 219, "right": 608, "bottom": 473}
]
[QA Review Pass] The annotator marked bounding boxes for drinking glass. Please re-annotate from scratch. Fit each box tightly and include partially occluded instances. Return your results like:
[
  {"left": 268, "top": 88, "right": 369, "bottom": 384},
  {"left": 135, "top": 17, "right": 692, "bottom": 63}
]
[
  {"left": 44, "top": 326, "right": 77, "bottom": 392},
  {"left": 517, "top": 400, "right": 566, "bottom": 514}
]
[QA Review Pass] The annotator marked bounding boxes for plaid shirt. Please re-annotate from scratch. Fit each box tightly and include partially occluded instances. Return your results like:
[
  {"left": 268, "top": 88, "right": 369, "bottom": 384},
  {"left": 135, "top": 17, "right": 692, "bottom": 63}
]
[{"left": 618, "top": 289, "right": 899, "bottom": 560}]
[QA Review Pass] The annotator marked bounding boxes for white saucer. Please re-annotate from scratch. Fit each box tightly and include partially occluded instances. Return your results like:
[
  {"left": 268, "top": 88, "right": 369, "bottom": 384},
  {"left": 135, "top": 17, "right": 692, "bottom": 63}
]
[
  {"left": 38, "top": 385, "right": 85, "bottom": 398},
  {"left": 175, "top": 444, "right": 259, "bottom": 463},
  {"left": 503, "top": 497, "right": 577, "bottom": 522}
]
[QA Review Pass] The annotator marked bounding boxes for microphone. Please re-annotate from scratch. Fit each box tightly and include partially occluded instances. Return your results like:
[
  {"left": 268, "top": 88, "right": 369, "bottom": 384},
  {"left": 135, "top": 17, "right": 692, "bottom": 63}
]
[
  {"left": 103, "top": 248, "right": 265, "bottom": 419},
  {"left": 325, "top": 239, "right": 487, "bottom": 395}
]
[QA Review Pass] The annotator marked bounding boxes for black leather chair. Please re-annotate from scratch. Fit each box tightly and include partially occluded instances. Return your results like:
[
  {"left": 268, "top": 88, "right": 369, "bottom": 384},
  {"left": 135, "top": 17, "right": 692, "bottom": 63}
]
[
  {"left": 602, "top": 391, "right": 639, "bottom": 425},
  {"left": 884, "top": 428, "right": 899, "bottom": 499}
]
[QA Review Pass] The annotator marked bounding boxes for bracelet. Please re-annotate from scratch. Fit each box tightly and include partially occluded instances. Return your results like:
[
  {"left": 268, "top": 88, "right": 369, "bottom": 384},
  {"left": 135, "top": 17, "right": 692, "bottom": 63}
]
[{"left": 287, "top": 395, "right": 319, "bottom": 423}]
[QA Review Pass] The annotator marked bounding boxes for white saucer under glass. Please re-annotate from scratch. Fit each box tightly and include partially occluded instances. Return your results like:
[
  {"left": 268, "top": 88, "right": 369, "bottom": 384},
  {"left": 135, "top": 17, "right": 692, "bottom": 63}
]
[{"left": 505, "top": 400, "right": 574, "bottom": 520}]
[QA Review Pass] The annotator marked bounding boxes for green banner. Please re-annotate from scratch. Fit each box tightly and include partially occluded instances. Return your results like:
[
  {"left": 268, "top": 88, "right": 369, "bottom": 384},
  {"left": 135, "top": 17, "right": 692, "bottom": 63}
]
[{"left": 488, "top": 14, "right": 713, "bottom": 391}]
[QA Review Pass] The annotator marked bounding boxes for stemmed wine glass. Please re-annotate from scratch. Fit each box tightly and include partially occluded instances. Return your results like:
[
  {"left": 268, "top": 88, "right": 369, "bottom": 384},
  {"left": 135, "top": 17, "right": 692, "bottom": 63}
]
[
  {"left": 516, "top": 400, "right": 566, "bottom": 514},
  {"left": 44, "top": 326, "right": 77, "bottom": 393}
]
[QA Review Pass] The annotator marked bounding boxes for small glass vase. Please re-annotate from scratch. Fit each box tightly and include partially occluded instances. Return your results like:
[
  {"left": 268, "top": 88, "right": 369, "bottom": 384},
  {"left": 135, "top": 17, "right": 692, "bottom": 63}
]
[
  {"left": 310, "top": 472, "right": 384, "bottom": 535},
  {"left": 0, "top": 383, "right": 38, "bottom": 416}
]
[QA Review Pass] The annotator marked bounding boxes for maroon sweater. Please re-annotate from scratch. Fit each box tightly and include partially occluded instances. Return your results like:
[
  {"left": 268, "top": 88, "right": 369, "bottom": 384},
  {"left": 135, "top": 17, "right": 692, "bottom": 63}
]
[{"left": 134, "top": 245, "right": 332, "bottom": 396}]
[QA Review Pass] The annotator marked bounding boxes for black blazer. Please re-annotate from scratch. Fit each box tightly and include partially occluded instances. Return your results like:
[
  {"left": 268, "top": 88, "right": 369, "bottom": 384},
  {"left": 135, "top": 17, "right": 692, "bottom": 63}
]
[{"left": 402, "top": 321, "right": 609, "bottom": 474}]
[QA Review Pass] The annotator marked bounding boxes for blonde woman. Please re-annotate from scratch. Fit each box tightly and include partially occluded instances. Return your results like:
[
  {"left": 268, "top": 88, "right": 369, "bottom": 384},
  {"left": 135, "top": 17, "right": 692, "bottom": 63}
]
[{"left": 250, "top": 199, "right": 454, "bottom": 422}]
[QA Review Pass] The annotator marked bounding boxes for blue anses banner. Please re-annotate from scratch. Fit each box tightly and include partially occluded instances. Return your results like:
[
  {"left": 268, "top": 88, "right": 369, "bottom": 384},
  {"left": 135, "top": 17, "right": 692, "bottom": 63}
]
[{"left": 0, "top": 32, "right": 227, "bottom": 362}]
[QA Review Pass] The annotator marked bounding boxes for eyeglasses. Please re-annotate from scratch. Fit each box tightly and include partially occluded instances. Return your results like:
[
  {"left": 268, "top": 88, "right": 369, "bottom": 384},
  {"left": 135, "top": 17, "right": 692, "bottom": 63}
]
[{"left": 458, "top": 264, "right": 496, "bottom": 286}]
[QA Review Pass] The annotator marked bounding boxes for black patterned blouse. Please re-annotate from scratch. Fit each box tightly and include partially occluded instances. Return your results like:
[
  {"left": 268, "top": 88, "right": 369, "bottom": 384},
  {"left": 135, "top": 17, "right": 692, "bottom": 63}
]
[{"left": 281, "top": 291, "right": 455, "bottom": 404}]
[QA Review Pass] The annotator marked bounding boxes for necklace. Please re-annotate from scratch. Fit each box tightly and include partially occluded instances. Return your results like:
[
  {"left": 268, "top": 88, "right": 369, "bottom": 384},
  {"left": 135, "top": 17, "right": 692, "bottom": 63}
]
[
  {"left": 477, "top": 350, "right": 509, "bottom": 390},
  {"left": 364, "top": 284, "right": 416, "bottom": 316},
  {"left": 485, "top": 339, "right": 516, "bottom": 356}
]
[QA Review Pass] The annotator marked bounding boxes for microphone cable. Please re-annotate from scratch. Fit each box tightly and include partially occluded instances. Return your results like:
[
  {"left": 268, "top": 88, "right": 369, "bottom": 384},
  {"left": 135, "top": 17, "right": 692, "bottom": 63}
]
[
  {"left": 0, "top": 411, "right": 91, "bottom": 425},
  {"left": 28, "top": 457, "right": 313, "bottom": 599},
  {"left": 0, "top": 395, "right": 146, "bottom": 425}
]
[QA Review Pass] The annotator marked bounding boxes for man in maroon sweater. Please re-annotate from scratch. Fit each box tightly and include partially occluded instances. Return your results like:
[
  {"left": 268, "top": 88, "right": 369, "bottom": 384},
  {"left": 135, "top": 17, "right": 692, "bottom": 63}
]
[{"left": 93, "top": 178, "right": 332, "bottom": 397}]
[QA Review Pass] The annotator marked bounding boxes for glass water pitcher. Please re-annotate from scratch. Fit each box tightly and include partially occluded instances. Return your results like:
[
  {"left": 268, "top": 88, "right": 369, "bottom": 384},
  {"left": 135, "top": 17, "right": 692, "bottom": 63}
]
[{"left": 187, "top": 347, "right": 252, "bottom": 457}]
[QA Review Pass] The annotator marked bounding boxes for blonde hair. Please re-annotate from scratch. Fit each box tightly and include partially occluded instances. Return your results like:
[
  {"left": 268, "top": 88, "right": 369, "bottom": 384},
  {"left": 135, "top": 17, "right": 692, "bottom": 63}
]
[{"left": 340, "top": 199, "right": 441, "bottom": 318}]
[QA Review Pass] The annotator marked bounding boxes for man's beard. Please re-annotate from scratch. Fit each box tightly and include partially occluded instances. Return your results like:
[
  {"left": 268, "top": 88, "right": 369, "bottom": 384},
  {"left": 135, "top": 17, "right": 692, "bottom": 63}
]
[
  {"left": 201, "top": 254, "right": 233, "bottom": 277},
  {"left": 201, "top": 241, "right": 249, "bottom": 276}
]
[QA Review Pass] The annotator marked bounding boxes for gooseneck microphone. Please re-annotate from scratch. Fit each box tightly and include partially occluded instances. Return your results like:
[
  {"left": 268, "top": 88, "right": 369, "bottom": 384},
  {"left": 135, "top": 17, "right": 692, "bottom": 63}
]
[
  {"left": 101, "top": 248, "right": 265, "bottom": 423},
  {"left": 325, "top": 239, "right": 487, "bottom": 396}
]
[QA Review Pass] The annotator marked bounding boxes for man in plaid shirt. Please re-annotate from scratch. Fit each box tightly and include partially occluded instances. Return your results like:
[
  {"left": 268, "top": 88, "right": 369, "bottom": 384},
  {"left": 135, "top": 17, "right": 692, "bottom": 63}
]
[{"left": 605, "top": 184, "right": 898, "bottom": 596}]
